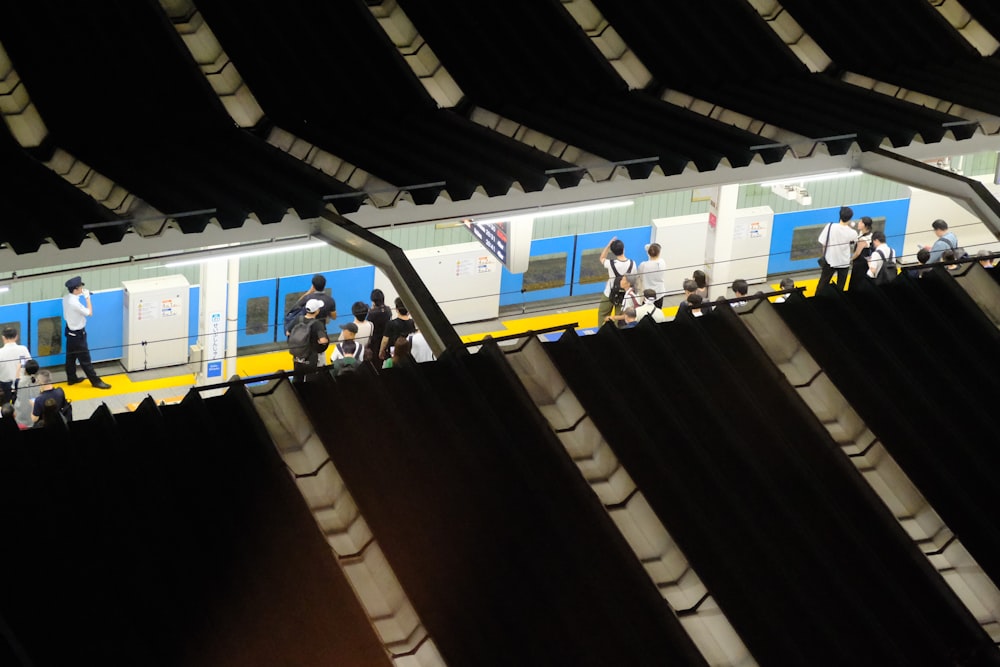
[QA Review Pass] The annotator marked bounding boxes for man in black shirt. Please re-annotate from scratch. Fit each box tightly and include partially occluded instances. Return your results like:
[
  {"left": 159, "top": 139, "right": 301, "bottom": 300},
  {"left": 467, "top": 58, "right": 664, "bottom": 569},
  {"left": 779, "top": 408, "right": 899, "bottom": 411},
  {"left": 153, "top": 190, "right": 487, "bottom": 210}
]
[
  {"left": 292, "top": 274, "right": 336, "bottom": 366},
  {"left": 290, "top": 299, "right": 330, "bottom": 383},
  {"left": 379, "top": 297, "right": 416, "bottom": 360}
]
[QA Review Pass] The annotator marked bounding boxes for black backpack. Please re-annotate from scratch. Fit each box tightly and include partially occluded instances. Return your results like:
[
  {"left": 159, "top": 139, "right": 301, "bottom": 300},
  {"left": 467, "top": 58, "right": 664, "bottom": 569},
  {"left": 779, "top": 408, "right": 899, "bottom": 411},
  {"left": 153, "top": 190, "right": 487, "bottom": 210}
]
[
  {"left": 944, "top": 237, "right": 969, "bottom": 261},
  {"left": 283, "top": 303, "right": 306, "bottom": 337},
  {"left": 608, "top": 260, "right": 634, "bottom": 308},
  {"left": 873, "top": 246, "right": 897, "bottom": 285},
  {"left": 286, "top": 315, "right": 313, "bottom": 358}
]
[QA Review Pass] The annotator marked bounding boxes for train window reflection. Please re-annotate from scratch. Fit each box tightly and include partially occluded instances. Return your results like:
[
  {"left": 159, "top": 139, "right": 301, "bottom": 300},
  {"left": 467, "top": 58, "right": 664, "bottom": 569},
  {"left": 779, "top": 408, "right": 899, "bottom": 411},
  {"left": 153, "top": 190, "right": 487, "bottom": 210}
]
[
  {"left": 36, "top": 316, "right": 62, "bottom": 356},
  {"left": 246, "top": 297, "right": 269, "bottom": 335},
  {"left": 579, "top": 248, "right": 609, "bottom": 285},
  {"left": 522, "top": 253, "right": 567, "bottom": 292},
  {"left": 790, "top": 224, "right": 827, "bottom": 262},
  {"left": 791, "top": 216, "right": 887, "bottom": 262},
  {"left": 285, "top": 288, "right": 332, "bottom": 315}
]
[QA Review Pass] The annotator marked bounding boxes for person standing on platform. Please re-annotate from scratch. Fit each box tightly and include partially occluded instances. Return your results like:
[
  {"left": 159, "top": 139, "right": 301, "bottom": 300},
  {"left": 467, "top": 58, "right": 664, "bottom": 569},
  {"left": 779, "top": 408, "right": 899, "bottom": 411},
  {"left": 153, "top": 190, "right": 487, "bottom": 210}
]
[
  {"left": 366, "top": 289, "right": 392, "bottom": 362},
  {"left": 290, "top": 299, "right": 329, "bottom": 383},
  {"left": 379, "top": 297, "right": 416, "bottom": 361},
  {"left": 923, "top": 219, "right": 959, "bottom": 264},
  {"left": 597, "top": 236, "right": 636, "bottom": 325},
  {"left": 848, "top": 216, "right": 873, "bottom": 290},
  {"left": 31, "top": 369, "right": 70, "bottom": 425},
  {"left": 13, "top": 359, "right": 40, "bottom": 429},
  {"left": 639, "top": 243, "right": 667, "bottom": 307},
  {"left": 62, "top": 276, "right": 111, "bottom": 389},
  {"left": 0, "top": 326, "right": 31, "bottom": 404},
  {"left": 292, "top": 274, "right": 336, "bottom": 367},
  {"left": 817, "top": 206, "right": 858, "bottom": 291}
]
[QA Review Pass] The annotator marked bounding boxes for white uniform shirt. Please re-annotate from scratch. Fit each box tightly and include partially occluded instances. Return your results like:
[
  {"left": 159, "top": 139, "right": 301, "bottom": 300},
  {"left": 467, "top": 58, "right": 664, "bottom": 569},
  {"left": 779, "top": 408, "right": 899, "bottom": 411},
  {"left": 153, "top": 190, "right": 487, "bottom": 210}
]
[
  {"left": 0, "top": 342, "right": 31, "bottom": 383},
  {"left": 63, "top": 293, "right": 89, "bottom": 330},
  {"left": 819, "top": 223, "right": 857, "bottom": 269}
]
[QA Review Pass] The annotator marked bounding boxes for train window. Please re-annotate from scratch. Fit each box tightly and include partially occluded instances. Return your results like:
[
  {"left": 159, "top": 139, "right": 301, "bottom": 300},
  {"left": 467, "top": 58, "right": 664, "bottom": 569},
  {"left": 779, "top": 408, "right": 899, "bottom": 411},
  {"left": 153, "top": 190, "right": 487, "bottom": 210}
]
[
  {"left": 284, "top": 293, "right": 301, "bottom": 315},
  {"left": 866, "top": 216, "right": 887, "bottom": 235},
  {"left": 522, "top": 252, "right": 568, "bottom": 292},
  {"left": 284, "top": 288, "right": 332, "bottom": 315},
  {"left": 36, "top": 316, "right": 62, "bottom": 356},
  {"left": 579, "top": 248, "right": 611, "bottom": 285},
  {"left": 790, "top": 224, "right": 827, "bottom": 262},
  {"left": 246, "top": 297, "right": 270, "bottom": 335},
  {"left": 791, "top": 217, "right": 887, "bottom": 262}
]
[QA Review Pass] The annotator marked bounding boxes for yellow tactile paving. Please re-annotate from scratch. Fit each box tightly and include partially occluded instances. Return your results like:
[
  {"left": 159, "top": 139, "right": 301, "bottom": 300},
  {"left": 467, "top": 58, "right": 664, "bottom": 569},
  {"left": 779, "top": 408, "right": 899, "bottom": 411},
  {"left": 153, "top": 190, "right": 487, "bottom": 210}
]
[{"left": 66, "top": 280, "right": 819, "bottom": 401}]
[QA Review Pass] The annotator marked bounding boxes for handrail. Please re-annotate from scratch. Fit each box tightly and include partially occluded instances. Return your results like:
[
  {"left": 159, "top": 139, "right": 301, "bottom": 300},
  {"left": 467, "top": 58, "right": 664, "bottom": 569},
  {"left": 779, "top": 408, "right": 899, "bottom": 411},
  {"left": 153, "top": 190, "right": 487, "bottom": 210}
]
[
  {"left": 674, "top": 591, "right": 712, "bottom": 617},
  {"left": 847, "top": 436, "right": 880, "bottom": 459},
  {"left": 924, "top": 533, "right": 958, "bottom": 557},
  {"left": 604, "top": 486, "right": 640, "bottom": 510},
  {"left": 792, "top": 368, "right": 825, "bottom": 389},
  {"left": 554, "top": 412, "right": 589, "bottom": 434},
  {"left": 464, "top": 322, "right": 579, "bottom": 348}
]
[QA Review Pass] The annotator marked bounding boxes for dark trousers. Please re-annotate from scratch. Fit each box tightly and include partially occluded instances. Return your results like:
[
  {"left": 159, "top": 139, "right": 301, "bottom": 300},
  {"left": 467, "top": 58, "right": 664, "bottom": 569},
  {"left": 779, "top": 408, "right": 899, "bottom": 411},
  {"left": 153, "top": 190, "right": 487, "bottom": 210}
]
[
  {"left": 0, "top": 380, "right": 11, "bottom": 405},
  {"left": 817, "top": 265, "right": 849, "bottom": 291},
  {"left": 292, "top": 357, "right": 318, "bottom": 384},
  {"left": 65, "top": 328, "right": 100, "bottom": 382}
]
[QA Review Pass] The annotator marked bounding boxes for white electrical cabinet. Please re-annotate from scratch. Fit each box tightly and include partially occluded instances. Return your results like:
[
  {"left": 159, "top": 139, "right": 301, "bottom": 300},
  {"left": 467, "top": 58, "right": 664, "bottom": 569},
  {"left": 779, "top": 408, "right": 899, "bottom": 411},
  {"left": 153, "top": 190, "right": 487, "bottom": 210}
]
[{"left": 122, "top": 275, "right": 190, "bottom": 372}]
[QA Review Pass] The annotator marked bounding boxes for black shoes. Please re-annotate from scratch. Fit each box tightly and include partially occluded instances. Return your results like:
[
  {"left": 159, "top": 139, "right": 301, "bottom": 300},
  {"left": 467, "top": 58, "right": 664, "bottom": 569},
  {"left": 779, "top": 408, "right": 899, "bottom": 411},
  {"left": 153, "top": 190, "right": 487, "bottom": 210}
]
[
  {"left": 91, "top": 380, "right": 111, "bottom": 390},
  {"left": 66, "top": 378, "right": 84, "bottom": 385}
]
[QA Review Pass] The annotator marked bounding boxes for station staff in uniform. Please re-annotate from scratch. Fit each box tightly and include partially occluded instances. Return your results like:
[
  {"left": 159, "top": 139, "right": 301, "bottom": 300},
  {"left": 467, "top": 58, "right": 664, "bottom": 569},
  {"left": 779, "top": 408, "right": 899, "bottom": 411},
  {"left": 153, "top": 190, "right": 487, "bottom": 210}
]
[{"left": 62, "top": 276, "right": 111, "bottom": 389}]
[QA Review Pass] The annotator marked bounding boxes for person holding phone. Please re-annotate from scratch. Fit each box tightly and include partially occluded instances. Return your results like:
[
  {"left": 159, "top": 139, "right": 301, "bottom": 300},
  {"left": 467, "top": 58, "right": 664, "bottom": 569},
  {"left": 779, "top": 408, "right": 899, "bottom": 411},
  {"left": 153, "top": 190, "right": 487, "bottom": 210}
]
[{"left": 62, "top": 276, "right": 111, "bottom": 389}]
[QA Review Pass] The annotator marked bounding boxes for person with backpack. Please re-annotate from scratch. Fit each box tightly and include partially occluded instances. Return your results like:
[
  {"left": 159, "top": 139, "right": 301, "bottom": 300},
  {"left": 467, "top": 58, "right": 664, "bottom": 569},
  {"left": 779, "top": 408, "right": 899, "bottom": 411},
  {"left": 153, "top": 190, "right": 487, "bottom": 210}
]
[
  {"left": 331, "top": 340, "right": 359, "bottom": 377},
  {"left": 288, "top": 299, "right": 329, "bottom": 383},
  {"left": 285, "top": 274, "right": 336, "bottom": 366},
  {"left": 867, "top": 231, "right": 897, "bottom": 284},
  {"left": 817, "top": 206, "right": 858, "bottom": 291},
  {"left": 924, "top": 219, "right": 960, "bottom": 264},
  {"left": 597, "top": 236, "right": 636, "bottom": 325}
]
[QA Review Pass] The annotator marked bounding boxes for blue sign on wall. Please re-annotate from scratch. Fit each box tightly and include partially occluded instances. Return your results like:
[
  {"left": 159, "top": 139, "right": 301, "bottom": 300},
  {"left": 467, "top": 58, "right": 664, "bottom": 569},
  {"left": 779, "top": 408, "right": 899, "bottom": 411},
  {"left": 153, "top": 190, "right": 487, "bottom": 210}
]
[{"left": 207, "top": 360, "right": 222, "bottom": 378}]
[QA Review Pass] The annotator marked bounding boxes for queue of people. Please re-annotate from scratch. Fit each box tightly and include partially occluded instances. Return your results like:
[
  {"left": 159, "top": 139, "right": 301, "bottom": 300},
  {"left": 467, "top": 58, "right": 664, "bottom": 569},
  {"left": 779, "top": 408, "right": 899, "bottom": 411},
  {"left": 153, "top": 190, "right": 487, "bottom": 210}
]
[{"left": 286, "top": 276, "right": 436, "bottom": 382}]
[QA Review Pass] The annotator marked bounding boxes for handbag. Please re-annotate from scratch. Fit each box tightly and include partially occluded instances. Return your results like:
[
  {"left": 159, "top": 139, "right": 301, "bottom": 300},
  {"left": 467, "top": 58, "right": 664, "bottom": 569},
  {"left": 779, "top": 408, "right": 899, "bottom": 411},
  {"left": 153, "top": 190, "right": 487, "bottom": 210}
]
[{"left": 817, "top": 223, "right": 831, "bottom": 268}]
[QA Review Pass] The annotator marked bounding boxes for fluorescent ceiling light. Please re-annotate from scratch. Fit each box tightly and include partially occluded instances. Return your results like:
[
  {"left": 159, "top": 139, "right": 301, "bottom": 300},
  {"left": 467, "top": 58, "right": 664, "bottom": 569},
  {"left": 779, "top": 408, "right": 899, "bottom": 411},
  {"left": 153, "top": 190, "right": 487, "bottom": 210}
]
[
  {"left": 758, "top": 171, "right": 861, "bottom": 188},
  {"left": 470, "top": 200, "right": 633, "bottom": 225},
  {"left": 0, "top": 286, "right": 9, "bottom": 293},
  {"left": 159, "top": 240, "right": 327, "bottom": 268}
]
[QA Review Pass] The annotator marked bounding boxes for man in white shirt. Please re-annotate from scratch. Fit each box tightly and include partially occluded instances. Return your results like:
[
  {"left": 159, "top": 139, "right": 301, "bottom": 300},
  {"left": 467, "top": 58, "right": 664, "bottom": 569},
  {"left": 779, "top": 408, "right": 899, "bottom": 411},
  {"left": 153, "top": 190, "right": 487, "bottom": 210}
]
[
  {"left": 774, "top": 278, "right": 796, "bottom": 303},
  {"left": 633, "top": 288, "right": 667, "bottom": 323},
  {"left": 62, "top": 275, "right": 111, "bottom": 389},
  {"left": 0, "top": 326, "right": 31, "bottom": 404},
  {"left": 409, "top": 330, "right": 435, "bottom": 363},
  {"left": 597, "top": 236, "right": 636, "bottom": 325},
  {"left": 817, "top": 206, "right": 858, "bottom": 291},
  {"left": 867, "top": 231, "right": 896, "bottom": 282}
]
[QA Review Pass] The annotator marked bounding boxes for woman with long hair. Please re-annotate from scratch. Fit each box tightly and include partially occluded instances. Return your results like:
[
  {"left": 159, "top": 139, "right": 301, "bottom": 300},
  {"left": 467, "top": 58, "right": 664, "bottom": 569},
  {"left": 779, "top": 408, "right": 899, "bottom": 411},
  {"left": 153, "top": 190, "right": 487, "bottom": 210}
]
[{"left": 849, "top": 216, "right": 873, "bottom": 289}]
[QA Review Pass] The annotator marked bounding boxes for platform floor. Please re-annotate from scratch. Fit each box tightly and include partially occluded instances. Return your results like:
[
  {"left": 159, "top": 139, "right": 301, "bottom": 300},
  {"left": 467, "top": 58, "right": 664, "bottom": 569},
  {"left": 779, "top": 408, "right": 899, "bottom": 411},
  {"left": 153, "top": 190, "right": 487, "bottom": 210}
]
[{"left": 57, "top": 275, "right": 821, "bottom": 420}]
